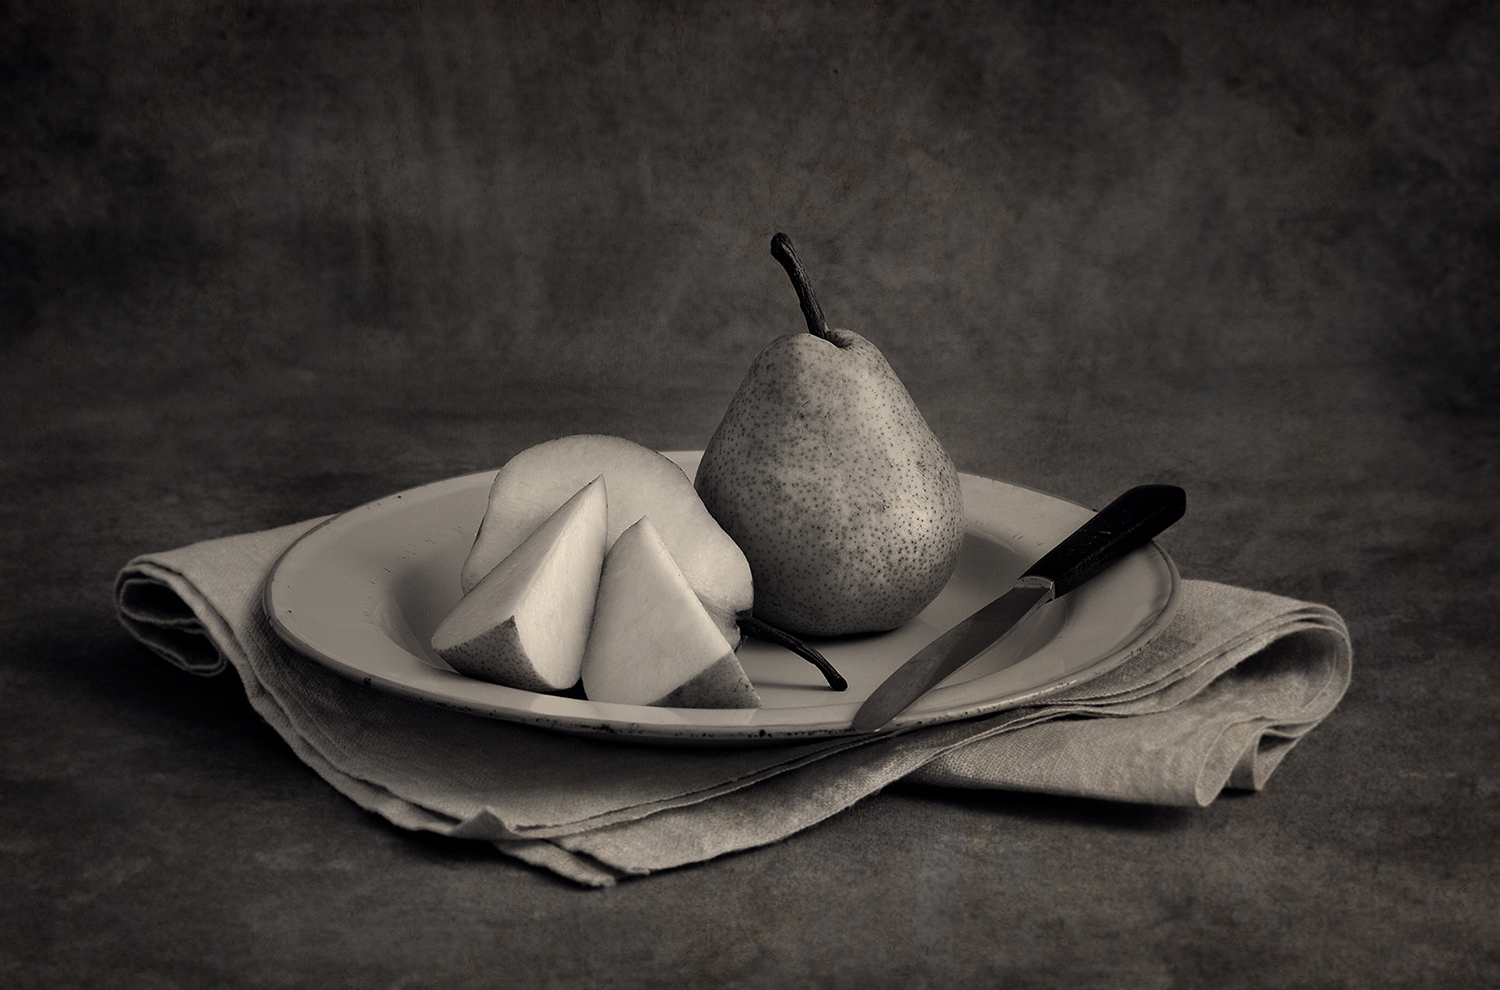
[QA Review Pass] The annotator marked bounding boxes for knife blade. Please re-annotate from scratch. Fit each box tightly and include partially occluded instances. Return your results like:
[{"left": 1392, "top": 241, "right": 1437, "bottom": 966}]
[{"left": 851, "top": 484, "right": 1186, "bottom": 733}]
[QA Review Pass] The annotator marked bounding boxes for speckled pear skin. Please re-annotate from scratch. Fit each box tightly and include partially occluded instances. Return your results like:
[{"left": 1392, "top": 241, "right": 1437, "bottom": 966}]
[
  {"left": 652, "top": 653, "right": 761, "bottom": 709},
  {"left": 694, "top": 327, "right": 964, "bottom": 637},
  {"left": 436, "top": 617, "right": 561, "bottom": 694}
]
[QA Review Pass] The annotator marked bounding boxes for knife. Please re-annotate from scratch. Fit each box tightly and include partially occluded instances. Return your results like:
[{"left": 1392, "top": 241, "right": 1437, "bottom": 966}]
[{"left": 851, "top": 484, "right": 1186, "bottom": 732}]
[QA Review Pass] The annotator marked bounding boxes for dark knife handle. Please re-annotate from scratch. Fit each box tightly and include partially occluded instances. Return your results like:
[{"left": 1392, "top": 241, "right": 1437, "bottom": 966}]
[{"left": 1023, "top": 485, "right": 1186, "bottom": 598}]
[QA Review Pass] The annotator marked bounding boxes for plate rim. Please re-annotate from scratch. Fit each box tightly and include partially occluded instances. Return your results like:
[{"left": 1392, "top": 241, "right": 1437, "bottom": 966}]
[{"left": 264, "top": 457, "right": 1180, "bottom": 745}]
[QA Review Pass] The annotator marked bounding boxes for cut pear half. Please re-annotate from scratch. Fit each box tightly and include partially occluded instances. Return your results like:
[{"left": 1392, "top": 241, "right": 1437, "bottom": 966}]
[
  {"left": 460, "top": 435, "right": 753, "bottom": 646},
  {"left": 582, "top": 517, "right": 761, "bottom": 710},
  {"left": 431, "top": 475, "right": 608, "bottom": 693}
]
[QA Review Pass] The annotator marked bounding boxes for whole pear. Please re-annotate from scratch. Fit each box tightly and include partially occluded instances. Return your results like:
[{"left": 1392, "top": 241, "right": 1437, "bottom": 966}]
[{"left": 694, "top": 233, "right": 964, "bottom": 637}]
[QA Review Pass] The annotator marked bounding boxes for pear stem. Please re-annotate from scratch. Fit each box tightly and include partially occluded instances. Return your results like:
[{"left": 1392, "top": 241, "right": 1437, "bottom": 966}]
[
  {"left": 738, "top": 615, "right": 847, "bottom": 691},
  {"left": 771, "top": 232, "right": 835, "bottom": 342}
]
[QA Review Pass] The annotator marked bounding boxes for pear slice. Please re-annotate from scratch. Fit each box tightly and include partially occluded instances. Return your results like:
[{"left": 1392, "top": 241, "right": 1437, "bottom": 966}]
[
  {"left": 581, "top": 517, "right": 761, "bottom": 709},
  {"left": 431, "top": 475, "right": 608, "bottom": 693},
  {"left": 461, "top": 434, "right": 753, "bottom": 646}
]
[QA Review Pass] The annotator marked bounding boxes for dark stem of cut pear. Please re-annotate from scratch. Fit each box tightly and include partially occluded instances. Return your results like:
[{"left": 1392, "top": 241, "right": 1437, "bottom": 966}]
[
  {"left": 738, "top": 615, "right": 847, "bottom": 691},
  {"left": 770, "top": 232, "right": 834, "bottom": 342}
]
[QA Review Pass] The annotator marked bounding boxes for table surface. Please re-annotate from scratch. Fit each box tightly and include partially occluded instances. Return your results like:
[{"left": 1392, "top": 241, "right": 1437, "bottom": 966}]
[{"left": 3, "top": 3, "right": 1497, "bottom": 987}]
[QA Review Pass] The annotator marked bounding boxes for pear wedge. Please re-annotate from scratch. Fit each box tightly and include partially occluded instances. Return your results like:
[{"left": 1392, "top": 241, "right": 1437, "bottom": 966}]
[
  {"left": 581, "top": 517, "right": 761, "bottom": 709},
  {"left": 462, "top": 435, "right": 752, "bottom": 647},
  {"left": 694, "top": 233, "right": 965, "bottom": 637},
  {"left": 432, "top": 476, "right": 608, "bottom": 692}
]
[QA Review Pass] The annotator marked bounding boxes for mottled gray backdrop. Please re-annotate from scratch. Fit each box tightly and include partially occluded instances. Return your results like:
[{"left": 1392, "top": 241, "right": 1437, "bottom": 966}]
[
  {"left": 8, "top": 4, "right": 1495, "bottom": 421},
  {"left": 8, "top": 0, "right": 1497, "bottom": 585}
]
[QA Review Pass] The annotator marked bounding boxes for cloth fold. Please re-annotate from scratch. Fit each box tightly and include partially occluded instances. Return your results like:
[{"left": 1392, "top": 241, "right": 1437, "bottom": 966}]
[{"left": 114, "top": 517, "right": 1350, "bottom": 887}]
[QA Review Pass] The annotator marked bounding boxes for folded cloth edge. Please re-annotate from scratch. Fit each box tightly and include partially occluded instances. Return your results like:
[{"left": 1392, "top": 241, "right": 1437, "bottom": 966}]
[{"left": 112, "top": 522, "right": 1354, "bottom": 887}]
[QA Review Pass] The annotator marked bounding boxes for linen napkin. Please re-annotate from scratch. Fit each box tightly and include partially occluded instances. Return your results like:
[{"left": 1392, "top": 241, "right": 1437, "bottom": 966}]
[{"left": 114, "top": 517, "right": 1351, "bottom": 887}]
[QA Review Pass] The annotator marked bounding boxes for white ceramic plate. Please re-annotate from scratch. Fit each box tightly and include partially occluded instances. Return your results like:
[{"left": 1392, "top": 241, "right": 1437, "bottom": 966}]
[{"left": 265, "top": 453, "right": 1180, "bottom": 745}]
